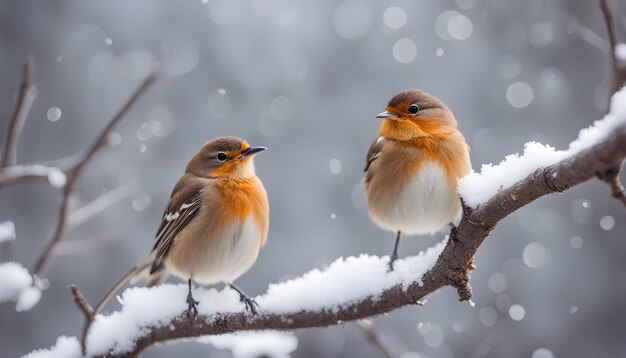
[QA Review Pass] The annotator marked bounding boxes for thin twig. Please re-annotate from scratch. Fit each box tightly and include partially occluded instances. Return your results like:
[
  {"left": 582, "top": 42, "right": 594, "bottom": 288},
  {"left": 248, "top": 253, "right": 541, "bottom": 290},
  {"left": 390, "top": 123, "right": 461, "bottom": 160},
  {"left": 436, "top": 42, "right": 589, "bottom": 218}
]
[
  {"left": 1, "top": 58, "right": 38, "bottom": 168},
  {"left": 567, "top": 17, "right": 608, "bottom": 53},
  {"left": 599, "top": 0, "right": 620, "bottom": 77},
  {"left": 598, "top": 0, "right": 626, "bottom": 96},
  {"left": 31, "top": 73, "right": 157, "bottom": 276},
  {"left": 67, "top": 183, "right": 136, "bottom": 229},
  {"left": 53, "top": 235, "right": 118, "bottom": 256},
  {"left": 69, "top": 284, "right": 95, "bottom": 355},
  {"left": 69, "top": 284, "right": 94, "bottom": 320}
]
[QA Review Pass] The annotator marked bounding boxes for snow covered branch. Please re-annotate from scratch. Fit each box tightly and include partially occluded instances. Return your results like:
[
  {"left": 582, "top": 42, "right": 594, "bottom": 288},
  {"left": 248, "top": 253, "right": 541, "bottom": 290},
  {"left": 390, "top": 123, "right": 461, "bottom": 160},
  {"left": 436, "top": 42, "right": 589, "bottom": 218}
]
[{"left": 56, "top": 86, "right": 626, "bottom": 358}]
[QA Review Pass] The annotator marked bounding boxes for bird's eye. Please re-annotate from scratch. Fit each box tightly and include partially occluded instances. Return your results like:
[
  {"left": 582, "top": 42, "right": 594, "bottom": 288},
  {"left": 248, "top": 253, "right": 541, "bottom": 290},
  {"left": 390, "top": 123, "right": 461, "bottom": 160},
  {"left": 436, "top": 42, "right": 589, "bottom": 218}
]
[
  {"left": 408, "top": 104, "right": 419, "bottom": 114},
  {"left": 216, "top": 152, "right": 228, "bottom": 162}
]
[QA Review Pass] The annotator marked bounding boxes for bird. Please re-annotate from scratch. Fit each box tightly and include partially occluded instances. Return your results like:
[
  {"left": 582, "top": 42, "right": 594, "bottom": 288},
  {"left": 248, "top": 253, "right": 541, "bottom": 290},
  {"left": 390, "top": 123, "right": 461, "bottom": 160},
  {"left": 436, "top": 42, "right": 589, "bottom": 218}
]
[
  {"left": 96, "top": 136, "right": 269, "bottom": 315},
  {"left": 363, "top": 89, "right": 471, "bottom": 271}
]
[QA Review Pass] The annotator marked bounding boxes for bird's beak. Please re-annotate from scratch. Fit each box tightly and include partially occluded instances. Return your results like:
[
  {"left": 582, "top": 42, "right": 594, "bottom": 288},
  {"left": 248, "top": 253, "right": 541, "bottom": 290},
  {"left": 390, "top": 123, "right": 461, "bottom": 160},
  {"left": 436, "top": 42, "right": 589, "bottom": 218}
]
[
  {"left": 239, "top": 146, "right": 267, "bottom": 158},
  {"left": 376, "top": 110, "right": 395, "bottom": 119}
]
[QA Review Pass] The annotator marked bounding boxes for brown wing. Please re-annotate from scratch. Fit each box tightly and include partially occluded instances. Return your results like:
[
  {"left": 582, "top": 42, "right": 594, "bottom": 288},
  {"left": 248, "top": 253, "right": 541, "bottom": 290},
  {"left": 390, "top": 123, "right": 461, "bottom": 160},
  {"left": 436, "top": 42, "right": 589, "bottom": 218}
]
[
  {"left": 364, "top": 136, "right": 387, "bottom": 184},
  {"left": 150, "top": 174, "right": 205, "bottom": 274}
]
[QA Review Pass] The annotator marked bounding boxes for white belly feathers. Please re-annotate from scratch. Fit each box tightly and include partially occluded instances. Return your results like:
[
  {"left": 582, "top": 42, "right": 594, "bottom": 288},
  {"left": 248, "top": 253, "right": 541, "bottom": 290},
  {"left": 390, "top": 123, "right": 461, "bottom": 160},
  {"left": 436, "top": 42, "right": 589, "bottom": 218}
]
[
  {"left": 367, "top": 162, "right": 461, "bottom": 235},
  {"left": 167, "top": 215, "right": 263, "bottom": 285}
]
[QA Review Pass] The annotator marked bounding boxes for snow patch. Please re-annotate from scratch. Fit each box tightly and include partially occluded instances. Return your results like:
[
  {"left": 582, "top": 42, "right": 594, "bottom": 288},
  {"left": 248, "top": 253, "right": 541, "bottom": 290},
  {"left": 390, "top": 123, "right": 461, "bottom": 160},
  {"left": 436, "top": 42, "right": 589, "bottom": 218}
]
[
  {"left": 459, "top": 87, "right": 626, "bottom": 207},
  {"left": 616, "top": 43, "right": 626, "bottom": 61},
  {"left": 0, "top": 262, "right": 32, "bottom": 303},
  {"left": 22, "top": 336, "right": 81, "bottom": 358},
  {"left": 0, "top": 221, "right": 16, "bottom": 243},
  {"left": 258, "top": 240, "right": 446, "bottom": 313},
  {"left": 199, "top": 331, "right": 298, "bottom": 358},
  {"left": 78, "top": 240, "right": 445, "bottom": 356}
]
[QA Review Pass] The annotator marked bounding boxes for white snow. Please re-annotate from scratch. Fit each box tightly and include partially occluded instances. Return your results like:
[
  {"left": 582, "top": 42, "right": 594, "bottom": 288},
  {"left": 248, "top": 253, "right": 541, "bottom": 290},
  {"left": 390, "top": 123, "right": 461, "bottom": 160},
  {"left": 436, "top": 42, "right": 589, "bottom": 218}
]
[
  {"left": 76, "top": 240, "right": 446, "bottom": 356},
  {"left": 16, "top": 286, "right": 42, "bottom": 312},
  {"left": 22, "top": 336, "right": 81, "bottom": 358},
  {"left": 458, "top": 87, "right": 626, "bottom": 207},
  {"left": 0, "top": 262, "right": 32, "bottom": 303},
  {"left": 616, "top": 43, "right": 626, "bottom": 61},
  {"left": 47, "top": 168, "right": 67, "bottom": 188},
  {"left": 199, "top": 331, "right": 298, "bottom": 358},
  {"left": 0, "top": 221, "right": 16, "bottom": 242},
  {"left": 87, "top": 284, "right": 244, "bottom": 356},
  {"left": 257, "top": 240, "right": 446, "bottom": 313},
  {"left": 0, "top": 262, "right": 43, "bottom": 312}
]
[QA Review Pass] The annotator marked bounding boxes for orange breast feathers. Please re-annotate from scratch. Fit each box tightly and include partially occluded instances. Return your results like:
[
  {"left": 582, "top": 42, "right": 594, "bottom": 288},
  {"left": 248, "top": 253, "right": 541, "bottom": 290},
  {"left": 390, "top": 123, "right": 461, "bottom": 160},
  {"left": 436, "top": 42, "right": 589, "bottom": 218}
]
[
  {"left": 379, "top": 119, "right": 471, "bottom": 184},
  {"left": 211, "top": 177, "right": 270, "bottom": 245}
]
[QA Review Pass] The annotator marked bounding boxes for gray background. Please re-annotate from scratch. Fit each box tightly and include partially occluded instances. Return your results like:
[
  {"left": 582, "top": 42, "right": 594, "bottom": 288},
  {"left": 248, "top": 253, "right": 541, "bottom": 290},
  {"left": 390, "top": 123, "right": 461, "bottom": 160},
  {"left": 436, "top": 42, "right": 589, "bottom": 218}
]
[{"left": 1, "top": 0, "right": 625, "bottom": 357}]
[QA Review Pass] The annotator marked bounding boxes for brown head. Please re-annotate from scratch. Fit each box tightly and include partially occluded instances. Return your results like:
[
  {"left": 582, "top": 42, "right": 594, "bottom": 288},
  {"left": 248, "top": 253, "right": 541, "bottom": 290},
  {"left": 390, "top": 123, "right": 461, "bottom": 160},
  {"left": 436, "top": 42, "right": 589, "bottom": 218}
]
[
  {"left": 377, "top": 89, "right": 457, "bottom": 141},
  {"left": 185, "top": 136, "right": 266, "bottom": 179}
]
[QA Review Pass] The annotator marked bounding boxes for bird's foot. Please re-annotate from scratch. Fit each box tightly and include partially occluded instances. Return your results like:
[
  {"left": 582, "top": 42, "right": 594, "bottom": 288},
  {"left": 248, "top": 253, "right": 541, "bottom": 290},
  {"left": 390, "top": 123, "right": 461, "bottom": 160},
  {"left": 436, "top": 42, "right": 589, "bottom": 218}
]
[
  {"left": 186, "top": 291, "right": 199, "bottom": 317},
  {"left": 229, "top": 284, "right": 259, "bottom": 314},
  {"left": 387, "top": 254, "right": 398, "bottom": 273},
  {"left": 239, "top": 293, "right": 259, "bottom": 315}
]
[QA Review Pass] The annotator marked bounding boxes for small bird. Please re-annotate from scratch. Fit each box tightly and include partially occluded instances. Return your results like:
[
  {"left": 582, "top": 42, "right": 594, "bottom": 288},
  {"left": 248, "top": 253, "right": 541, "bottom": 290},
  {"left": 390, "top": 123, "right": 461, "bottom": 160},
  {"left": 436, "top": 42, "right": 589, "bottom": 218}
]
[
  {"left": 364, "top": 89, "right": 471, "bottom": 271},
  {"left": 98, "top": 136, "right": 269, "bottom": 315}
]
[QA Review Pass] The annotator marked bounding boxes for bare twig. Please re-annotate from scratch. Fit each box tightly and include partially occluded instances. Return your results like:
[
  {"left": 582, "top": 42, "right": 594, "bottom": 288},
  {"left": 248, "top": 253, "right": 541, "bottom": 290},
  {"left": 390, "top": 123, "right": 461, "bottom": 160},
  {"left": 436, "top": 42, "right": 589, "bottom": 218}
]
[
  {"left": 67, "top": 183, "right": 136, "bottom": 229},
  {"left": 568, "top": 16, "right": 608, "bottom": 53},
  {"left": 69, "top": 284, "right": 95, "bottom": 355},
  {"left": 0, "top": 58, "right": 38, "bottom": 168},
  {"left": 599, "top": 0, "right": 620, "bottom": 74},
  {"left": 77, "top": 121, "right": 626, "bottom": 358},
  {"left": 53, "top": 235, "right": 118, "bottom": 256},
  {"left": 598, "top": 0, "right": 626, "bottom": 95},
  {"left": 69, "top": 284, "right": 94, "bottom": 320},
  {"left": 31, "top": 73, "right": 157, "bottom": 276}
]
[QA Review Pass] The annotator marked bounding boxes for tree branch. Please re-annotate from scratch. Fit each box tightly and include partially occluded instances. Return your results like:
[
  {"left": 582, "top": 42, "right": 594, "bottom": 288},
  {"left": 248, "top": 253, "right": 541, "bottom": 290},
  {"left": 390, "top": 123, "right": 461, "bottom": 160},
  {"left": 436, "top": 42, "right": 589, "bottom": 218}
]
[
  {"left": 82, "top": 120, "right": 626, "bottom": 358},
  {"left": 30, "top": 72, "right": 157, "bottom": 276},
  {"left": 0, "top": 57, "right": 38, "bottom": 168}
]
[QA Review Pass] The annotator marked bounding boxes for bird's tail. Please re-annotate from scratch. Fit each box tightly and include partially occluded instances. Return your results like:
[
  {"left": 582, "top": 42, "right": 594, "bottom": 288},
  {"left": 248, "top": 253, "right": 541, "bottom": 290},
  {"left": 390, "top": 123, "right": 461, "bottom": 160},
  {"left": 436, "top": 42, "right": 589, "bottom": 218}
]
[{"left": 93, "top": 255, "right": 169, "bottom": 315}]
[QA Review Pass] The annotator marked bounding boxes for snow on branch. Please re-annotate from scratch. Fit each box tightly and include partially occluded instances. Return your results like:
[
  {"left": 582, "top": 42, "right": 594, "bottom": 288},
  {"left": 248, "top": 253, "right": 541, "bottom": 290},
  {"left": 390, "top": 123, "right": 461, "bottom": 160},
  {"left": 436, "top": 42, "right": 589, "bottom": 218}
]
[
  {"left": 40, "top": 86, "right": 626, "bottom": 358},
  {"left": 458, "top": 87, "right": 626, "bottom": 208}
]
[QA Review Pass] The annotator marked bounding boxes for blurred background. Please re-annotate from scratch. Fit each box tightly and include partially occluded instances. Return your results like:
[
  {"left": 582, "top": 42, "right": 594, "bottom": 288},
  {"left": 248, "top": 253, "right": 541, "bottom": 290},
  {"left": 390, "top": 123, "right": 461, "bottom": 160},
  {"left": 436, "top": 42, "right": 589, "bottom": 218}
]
[{"left": 1, "top": 0, "right": 625, "bottom": 357}]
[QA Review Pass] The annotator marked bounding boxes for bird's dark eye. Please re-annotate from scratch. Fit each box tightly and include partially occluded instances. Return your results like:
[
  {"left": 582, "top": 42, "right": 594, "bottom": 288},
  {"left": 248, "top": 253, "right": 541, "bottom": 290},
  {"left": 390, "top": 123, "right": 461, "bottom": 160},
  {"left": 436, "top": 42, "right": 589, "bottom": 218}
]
[
  {"left": 217, "top": 152, "right": 228, "bottom": 162},
  {"left": 408, "top": 104, "right": 419, "bottom": 114}
]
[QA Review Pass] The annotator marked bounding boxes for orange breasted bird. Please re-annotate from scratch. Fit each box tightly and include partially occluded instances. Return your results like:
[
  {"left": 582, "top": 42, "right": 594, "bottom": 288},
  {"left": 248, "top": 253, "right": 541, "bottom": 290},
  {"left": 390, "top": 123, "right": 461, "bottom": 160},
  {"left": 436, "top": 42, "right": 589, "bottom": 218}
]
[
  {"left": 99, "top": 136, "right": 269, "bottom": 315},
  {"left": 364, "top": 89, "right": 471, "bottom": 271}
]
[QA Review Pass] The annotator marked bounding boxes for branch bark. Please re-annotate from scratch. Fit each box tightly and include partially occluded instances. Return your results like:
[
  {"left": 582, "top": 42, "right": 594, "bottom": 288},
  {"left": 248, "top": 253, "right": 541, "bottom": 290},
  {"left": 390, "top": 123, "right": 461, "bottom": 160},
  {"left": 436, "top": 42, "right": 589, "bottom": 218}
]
[{"left": 89, "top": 122, "right": 626, "bottom": 358}]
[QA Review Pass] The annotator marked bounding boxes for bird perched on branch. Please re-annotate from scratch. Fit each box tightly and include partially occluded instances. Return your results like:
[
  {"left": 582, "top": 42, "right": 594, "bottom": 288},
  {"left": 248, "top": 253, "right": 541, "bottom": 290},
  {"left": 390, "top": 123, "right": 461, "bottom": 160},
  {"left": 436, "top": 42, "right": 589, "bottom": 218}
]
[
  {"left": 364, "top": 89, "right": 471, "bottom": 271},
  {"left": 98, "top": 136, "right": 269, "bottom": 315}
]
